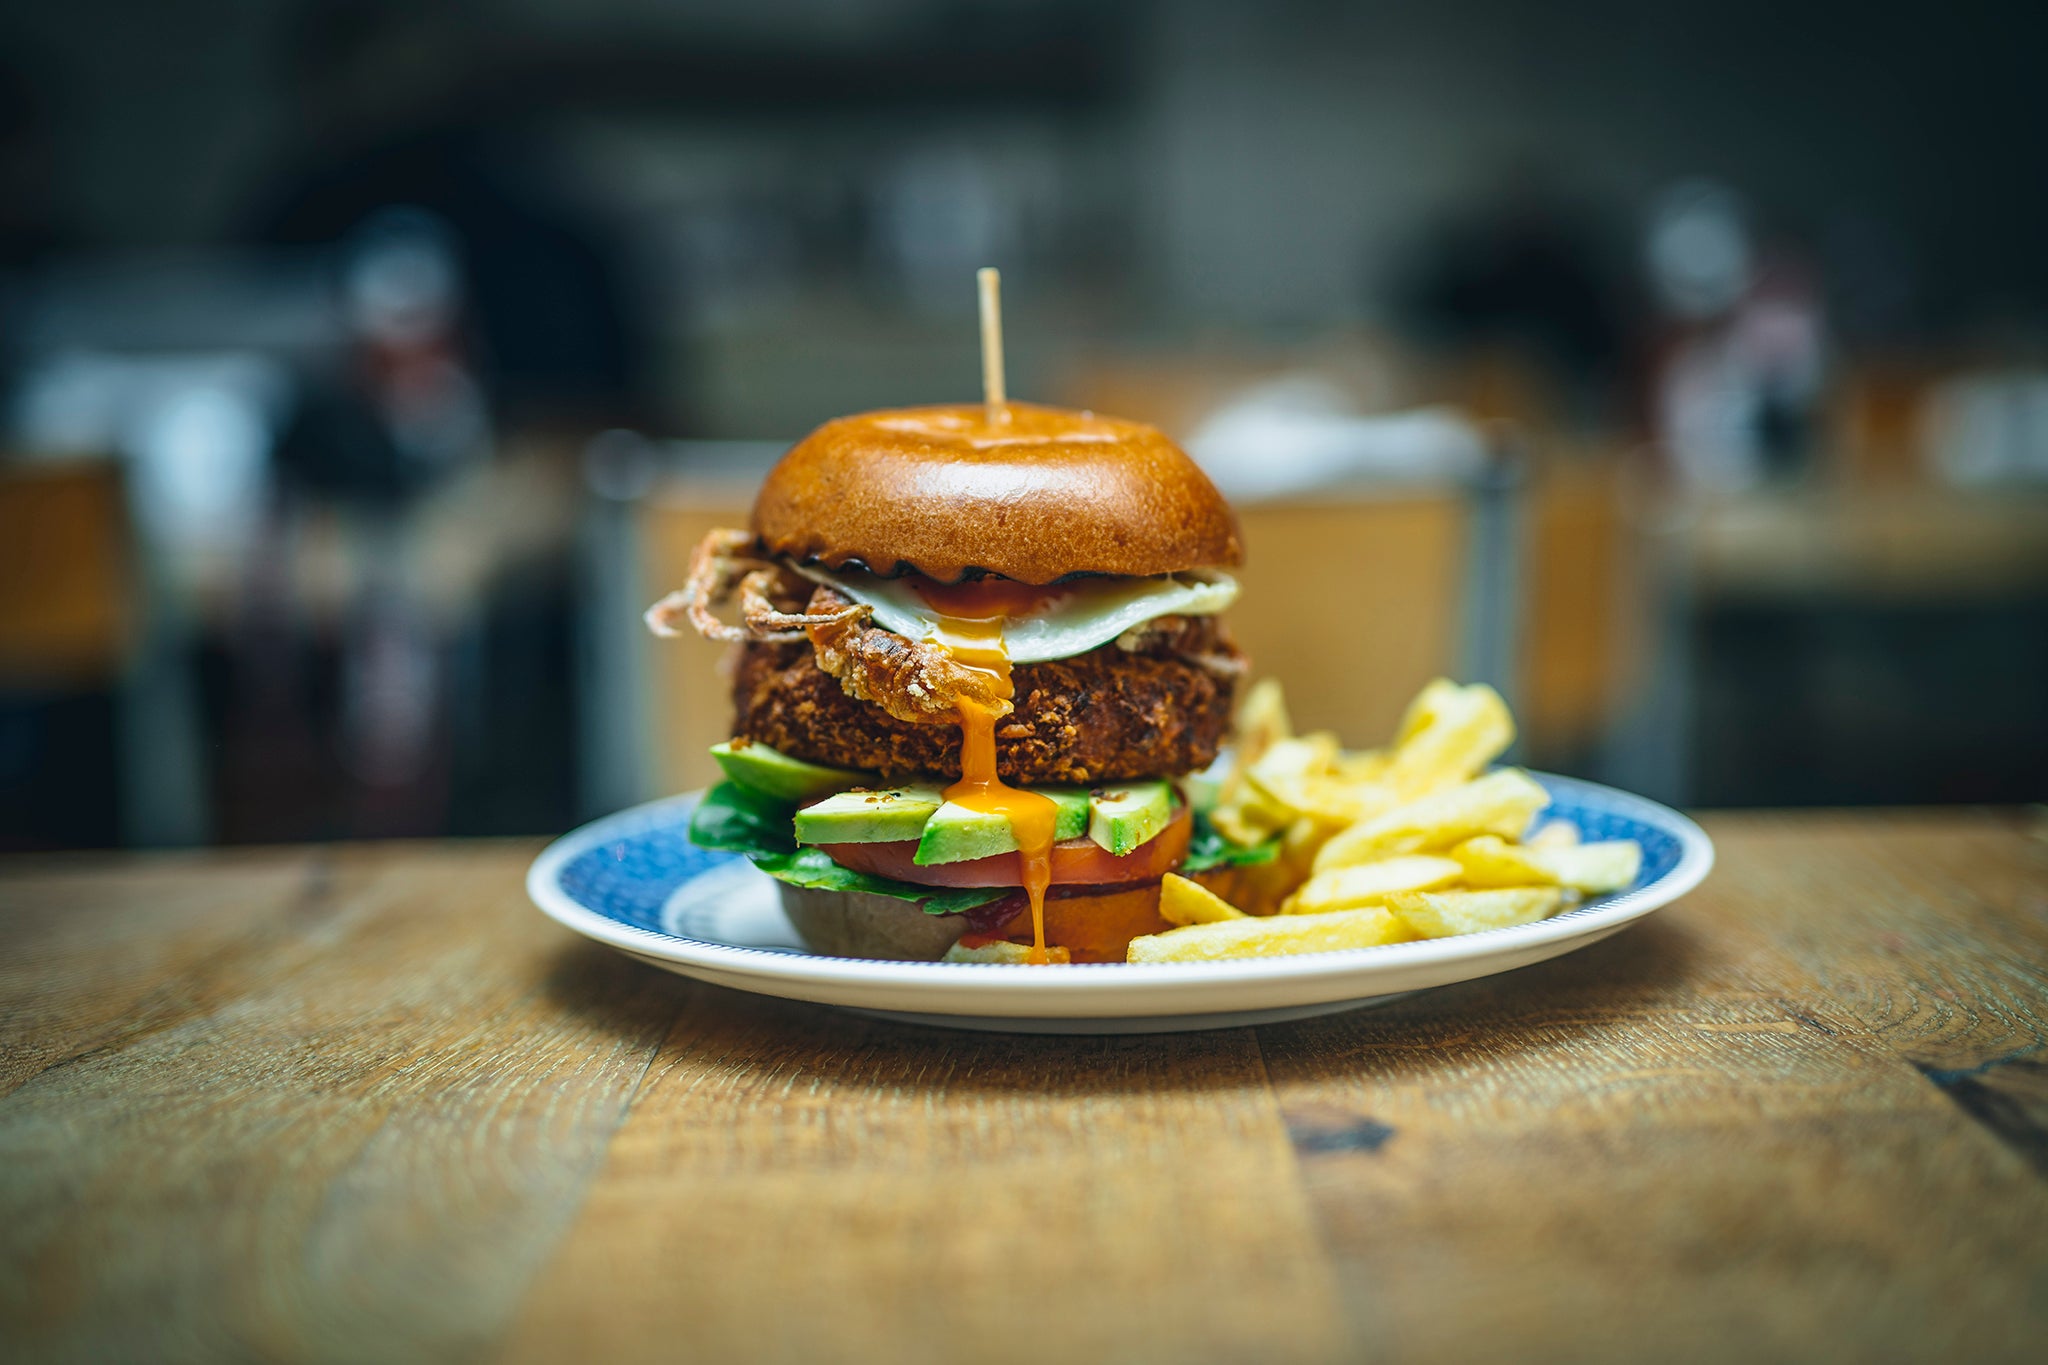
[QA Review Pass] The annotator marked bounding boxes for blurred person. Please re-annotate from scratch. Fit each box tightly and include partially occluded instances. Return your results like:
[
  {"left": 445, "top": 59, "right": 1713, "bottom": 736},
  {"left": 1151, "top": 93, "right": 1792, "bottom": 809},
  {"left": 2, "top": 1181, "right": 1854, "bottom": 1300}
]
[
  {"left": 209, "top": 2, "right": 654, "bottom": 840},
  {"left": 253, "top": 212, "right": 485, "bottom": 838},
  {"left": 1394, "top": 166, "right": 1626, "bottom": 427},
  {"left": 247, "top": 0, "right": 654, "bottom": 433},
  {"left": 1644, "top": 182, "right": 1826, "bottom": 490}
]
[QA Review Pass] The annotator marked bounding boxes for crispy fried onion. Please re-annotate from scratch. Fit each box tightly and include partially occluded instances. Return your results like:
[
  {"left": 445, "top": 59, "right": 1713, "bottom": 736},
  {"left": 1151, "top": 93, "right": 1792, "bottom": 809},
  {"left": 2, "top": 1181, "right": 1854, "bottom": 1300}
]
[
  {"left": 646, "top": 527, "right": 869, "bottom": 644},
  {"left": 804, "top": 585, "right": 1012, "bottom": 725}
]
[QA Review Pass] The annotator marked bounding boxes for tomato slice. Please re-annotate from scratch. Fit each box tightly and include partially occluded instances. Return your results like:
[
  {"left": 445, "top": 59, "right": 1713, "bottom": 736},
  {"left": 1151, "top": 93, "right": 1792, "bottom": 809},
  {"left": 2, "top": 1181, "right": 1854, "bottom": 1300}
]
[{"left": 816, "top": 804, "right": 1191, "bottom": 888}]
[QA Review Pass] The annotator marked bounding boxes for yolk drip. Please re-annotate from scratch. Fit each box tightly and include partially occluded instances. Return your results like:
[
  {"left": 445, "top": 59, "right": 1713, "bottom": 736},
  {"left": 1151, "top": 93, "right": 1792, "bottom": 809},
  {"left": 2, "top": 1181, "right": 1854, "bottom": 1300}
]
[{"left": 918, "top": 591, "right": 1061, "bottom": 965}]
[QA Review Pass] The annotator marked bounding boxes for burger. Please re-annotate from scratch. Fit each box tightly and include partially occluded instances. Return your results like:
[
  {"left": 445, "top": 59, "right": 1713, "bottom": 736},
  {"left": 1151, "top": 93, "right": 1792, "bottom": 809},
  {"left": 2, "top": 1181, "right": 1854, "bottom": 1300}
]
[{"left": 649, "top": 399, "right": 1265, "bottom": 963}]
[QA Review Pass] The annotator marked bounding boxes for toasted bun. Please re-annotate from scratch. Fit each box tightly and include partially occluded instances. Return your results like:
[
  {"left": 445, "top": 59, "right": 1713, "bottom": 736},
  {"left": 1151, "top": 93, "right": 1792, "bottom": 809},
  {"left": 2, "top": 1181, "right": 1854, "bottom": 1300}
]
[
  {"left": 777, "top": 885, "right": 970, "bottom": 962},
  {"left": 751, "top": 402, "right": 1243, "bottom": 585},
  {"left": 779, "top": 881, "right": 1172, "bottom": 963}
]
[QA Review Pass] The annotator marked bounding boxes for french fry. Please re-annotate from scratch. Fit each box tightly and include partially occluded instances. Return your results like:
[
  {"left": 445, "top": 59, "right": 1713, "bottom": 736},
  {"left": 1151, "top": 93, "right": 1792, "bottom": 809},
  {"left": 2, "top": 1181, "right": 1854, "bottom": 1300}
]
[
  {"left": 1189, "top": 813, "right": 1331, "bottom": 917},
  {"left": 1385, "top": 680, "right": 1515, "bottom": 797},
  {"left": 1386, "top": 887, "right": 1564, "bottom": 939},
  {"left": 1449, "top": 835, "right": 1561, "bottom": 888},
  {"left": 1283, "top": 854, "right": 1463, "bottom": 914},
  {"left": 1393, "top": 678, "right": 1464, "bottom": 748},
  {"left": 1545, "top": 840, "right": 1642, "bottom": 894},
  {"left": 1215, "top": 731, "right": 1343, "bottom": 844},
  {"left": 1208, "top": 790, "right": 1294, "bottom": 848},
  {"left": 1243, "top": 733, "right": 1341, "bottom": 807},
  {"left": 1312, "top": 768, "right": 1551, "bottom": 873},
  {"left": 1193, "top": 676, "right": 1642, "bottom": 955},
  {"left": 1289, "top": 773, "right": 1399, "bottom": 826},
  {"left": 1334, "top": 747, "right": 1392, "bottom": 783},
  {"left": 1160, "top": 873, "right": 1249, "bottom": 926},
  {"left": 1451, "top": 834, "right": 1641, "bottom": 894},
  {"left": 942, "top": 941, "right": 1073, "bottom": 964},
  {"left": 1234, "top": 677, "right": 1292, "bottom": 769},
  {"left": 1209, "top": 677, "right": 1297, "bottom": 844},
  {"left": 1127, "top": 907, "right": 1416, "bottom": 963}
]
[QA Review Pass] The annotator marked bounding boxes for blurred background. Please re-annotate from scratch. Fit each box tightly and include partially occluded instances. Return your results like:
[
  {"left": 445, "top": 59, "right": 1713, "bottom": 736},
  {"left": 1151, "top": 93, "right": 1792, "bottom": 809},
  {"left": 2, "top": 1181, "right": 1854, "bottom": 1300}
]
[{"left": 3, "top": 0, "right": 2044, "bottom": 851}]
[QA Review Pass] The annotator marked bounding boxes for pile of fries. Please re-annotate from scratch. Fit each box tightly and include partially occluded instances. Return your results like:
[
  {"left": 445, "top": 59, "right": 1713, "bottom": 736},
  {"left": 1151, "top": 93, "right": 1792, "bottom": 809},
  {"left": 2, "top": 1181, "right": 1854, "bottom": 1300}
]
[{"left": 1126, "top": 678, "right": 1642, "bottom": 964}]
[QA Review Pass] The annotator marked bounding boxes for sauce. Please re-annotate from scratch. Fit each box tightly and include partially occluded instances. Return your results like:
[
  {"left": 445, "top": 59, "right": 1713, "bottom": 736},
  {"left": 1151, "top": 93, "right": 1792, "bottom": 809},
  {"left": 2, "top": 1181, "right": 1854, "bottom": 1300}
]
[
  {"left": 911, "top": 574, "right": 1071, "bottom": 621},
  {"left": 917, "top": 587, "right": 1062, "bottom": 964}
]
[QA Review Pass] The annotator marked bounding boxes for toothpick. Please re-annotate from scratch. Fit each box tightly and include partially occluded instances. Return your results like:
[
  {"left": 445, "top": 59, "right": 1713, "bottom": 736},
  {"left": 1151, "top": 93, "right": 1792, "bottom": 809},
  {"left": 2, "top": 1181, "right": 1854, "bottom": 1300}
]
[{"left": 977, "top": 266, "right": 1009, "bottom": 423}]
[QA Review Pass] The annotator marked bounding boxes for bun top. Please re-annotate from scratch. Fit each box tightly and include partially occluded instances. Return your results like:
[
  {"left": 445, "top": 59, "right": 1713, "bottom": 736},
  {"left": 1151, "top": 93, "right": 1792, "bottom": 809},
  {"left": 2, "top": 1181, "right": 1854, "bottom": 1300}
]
[{"left": 751, "top": 402, "right": 1242, "bottom": 585}]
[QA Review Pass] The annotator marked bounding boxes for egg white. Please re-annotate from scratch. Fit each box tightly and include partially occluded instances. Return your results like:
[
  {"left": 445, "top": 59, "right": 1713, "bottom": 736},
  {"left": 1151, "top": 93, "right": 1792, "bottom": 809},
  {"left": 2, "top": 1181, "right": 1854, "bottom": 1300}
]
[{"left": 790, "top": 565, "right": 1239, "bottom": 663}]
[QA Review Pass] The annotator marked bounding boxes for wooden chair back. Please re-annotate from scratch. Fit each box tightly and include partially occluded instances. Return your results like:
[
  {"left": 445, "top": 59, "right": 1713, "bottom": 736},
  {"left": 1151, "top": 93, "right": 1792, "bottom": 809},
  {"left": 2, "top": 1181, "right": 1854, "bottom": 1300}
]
[{"left": 0, "top": 460, "right": 132, "bottom": 687}]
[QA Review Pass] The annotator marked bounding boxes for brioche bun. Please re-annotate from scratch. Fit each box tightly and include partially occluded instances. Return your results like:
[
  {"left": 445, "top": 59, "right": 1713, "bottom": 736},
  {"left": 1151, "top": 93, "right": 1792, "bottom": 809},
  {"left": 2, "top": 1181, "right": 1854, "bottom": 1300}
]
[
  {"left": 776, "top": 885, "right": 970, "bottom": 962},
  {"left": 751, "top": 402, "right": 1242, "bottom": 585}
]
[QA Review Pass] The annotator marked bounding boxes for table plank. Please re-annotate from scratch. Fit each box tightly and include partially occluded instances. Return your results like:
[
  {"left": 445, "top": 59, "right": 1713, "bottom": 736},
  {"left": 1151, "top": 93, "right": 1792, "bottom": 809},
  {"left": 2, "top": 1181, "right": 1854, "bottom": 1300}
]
[
  {"left": 1703, "top": 811, "right": 2048, "bottom": 1176},
  {"left": 497, "top": 982, "right": 1351, "bottom": 1365},
  {"left": 0, "top": 848, "right": 313, "bottom": 1097},
  {"left": 0, "top": 844, "right": 679, "bottom": 1365}
]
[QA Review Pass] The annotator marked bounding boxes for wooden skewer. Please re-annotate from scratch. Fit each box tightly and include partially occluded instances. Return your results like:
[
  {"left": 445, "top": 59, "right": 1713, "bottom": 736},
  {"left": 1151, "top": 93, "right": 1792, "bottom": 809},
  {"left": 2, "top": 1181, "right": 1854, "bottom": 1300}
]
[{"left": 977, "top": 266, "right": 1009, "bottom": 423}]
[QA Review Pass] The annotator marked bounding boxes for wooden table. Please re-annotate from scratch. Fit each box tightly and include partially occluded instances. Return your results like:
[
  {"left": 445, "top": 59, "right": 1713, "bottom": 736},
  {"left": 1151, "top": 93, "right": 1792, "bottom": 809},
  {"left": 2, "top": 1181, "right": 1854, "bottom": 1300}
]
[{"left": 3, "top": 812, "right": 2044, "bottom": 1364}]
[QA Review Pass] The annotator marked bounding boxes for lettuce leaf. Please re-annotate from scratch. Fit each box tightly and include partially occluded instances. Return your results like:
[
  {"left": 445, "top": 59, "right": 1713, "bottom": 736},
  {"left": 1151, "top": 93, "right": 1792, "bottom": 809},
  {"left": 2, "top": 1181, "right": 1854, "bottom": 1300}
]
[
  {"left": 689, "top": 782, "right": 1006, "bottom": 914},
  {"left": 1181, "top": 810, "right": 1282, "bottom": 872},
  {"left": 749, "top": 847, "right": 1009, "bottom": 914},
  {"left": 688, "top": 781, "right": 797, "bottom": 855}
]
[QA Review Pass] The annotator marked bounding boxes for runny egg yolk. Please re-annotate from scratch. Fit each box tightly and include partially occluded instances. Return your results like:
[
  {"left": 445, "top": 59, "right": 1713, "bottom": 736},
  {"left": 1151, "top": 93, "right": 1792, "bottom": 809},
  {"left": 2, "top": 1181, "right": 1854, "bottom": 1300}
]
[{"left": 915, "top": 579, "right": 1064, "bottom": 965}]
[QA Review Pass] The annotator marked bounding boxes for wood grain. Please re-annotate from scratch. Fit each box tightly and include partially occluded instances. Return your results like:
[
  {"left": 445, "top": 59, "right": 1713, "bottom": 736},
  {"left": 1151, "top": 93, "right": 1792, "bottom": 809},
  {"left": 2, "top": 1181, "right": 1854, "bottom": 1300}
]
[
  {"left": 1696, "top": 811, "right": 2048, "bottom": 1178},
  {"left": 498, "top": 987, "right": 1349, "bottom": 1365},
  {"left": 1, "top": 814, "right": 2045, "bottom": 1364},
  {"left": 1258, "top": 915, "right": 2048, "bottom": 1364},
  {"left": 0, "top": 844, "right": 678, "bottom": 1364}
]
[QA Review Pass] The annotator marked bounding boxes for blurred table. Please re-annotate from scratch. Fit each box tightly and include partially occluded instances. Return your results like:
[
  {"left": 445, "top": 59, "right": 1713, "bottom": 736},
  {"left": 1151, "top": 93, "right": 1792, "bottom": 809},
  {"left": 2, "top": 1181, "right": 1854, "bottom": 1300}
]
[
  {"left": 1684, "top": 487, "right": 2048, "bottom": 600},
  {"left": 2, "top": 812, "right": 2045, "bottom": 1363}
]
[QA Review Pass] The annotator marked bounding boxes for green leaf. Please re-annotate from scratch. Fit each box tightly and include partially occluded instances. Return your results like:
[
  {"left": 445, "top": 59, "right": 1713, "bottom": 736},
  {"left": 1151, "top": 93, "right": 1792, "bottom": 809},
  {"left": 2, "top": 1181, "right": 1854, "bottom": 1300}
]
[
  {"left": 749, "top": 847, "right": 1009, "bottom": 914},
  {"left": 1181, "top": 810, "right": 1282, "bottom": 872},
  {"left": 688, "top": 781, "right": 797, "bottom": 856}
]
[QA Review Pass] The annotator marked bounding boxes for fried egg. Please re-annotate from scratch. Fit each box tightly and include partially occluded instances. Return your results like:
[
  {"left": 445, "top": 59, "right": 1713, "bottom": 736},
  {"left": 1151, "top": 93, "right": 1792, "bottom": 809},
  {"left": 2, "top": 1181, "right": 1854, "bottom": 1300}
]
[{"left": 791, "top": 565, "right": 1239, "bottom": 663}]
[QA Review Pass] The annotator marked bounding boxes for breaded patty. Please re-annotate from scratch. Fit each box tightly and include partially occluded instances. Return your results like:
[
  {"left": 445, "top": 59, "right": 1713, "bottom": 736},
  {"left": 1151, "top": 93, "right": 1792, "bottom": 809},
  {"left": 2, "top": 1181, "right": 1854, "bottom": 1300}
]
[{"left": 731, "top": 633, "right": 1240, "bottom": 785}]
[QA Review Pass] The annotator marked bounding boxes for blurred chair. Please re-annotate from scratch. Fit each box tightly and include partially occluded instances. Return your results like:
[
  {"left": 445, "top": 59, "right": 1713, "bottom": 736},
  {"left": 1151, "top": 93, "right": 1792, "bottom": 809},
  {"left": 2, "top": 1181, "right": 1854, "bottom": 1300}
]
[
  {"left": 634, "top": 482, "right": 758, "bottom": 800},
  {"left": 0, "top": 460, "right": 132, "bottom": 849},
  {"left": 1229, "top": 495, "right": 1471, "bottom": 746},
  {"left": 1516, "top": 456, "right": 1644, "bottom": 765},
  {"left": 0, "top": 460, "right": 132, "bottom": 684},
  {"left": 581, "top": 441, "right": 788, "bottom": 806},
  {"left": 0, "top": 456, "right": 214, "bottom": 848}
]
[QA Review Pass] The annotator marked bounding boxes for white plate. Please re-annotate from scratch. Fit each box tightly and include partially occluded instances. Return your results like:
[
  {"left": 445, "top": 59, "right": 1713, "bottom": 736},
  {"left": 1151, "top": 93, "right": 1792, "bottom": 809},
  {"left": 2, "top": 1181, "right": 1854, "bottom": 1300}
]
[{"left": 526, "top": 774, "right": 1713, "bottom": 1034}]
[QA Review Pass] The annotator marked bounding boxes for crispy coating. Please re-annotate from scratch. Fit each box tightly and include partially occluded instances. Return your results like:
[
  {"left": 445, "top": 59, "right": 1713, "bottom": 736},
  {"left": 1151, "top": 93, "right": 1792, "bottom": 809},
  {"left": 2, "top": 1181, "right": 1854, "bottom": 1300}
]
[
  {"left": 732, "top": 627, "right": 1242, "bottom": 785},
  {"left": 802, "top": 585, "right": 1011, "bottom": 723}
]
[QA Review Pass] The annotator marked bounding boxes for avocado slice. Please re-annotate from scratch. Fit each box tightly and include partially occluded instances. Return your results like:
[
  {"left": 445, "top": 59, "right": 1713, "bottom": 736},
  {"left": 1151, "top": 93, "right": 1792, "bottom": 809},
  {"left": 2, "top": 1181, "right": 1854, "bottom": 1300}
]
[
  {"left": 1088, "top": 781, "right": 1176, "bottom": 856},
  {"left": 712, "top": 740, "right": 866, "bottom": 802},
  {"left": 793, "top": 785, "right": 945, "bottom": 845},
  {"left": 913, "top": 788, "right": 1091, "bottom": 866}
]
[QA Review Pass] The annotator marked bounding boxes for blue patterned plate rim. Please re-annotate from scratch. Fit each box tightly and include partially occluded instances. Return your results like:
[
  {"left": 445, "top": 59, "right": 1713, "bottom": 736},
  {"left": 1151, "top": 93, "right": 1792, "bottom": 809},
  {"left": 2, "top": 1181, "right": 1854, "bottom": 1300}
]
[{"left": 527, "top": 772, "right": 1714, "bottom": 994}]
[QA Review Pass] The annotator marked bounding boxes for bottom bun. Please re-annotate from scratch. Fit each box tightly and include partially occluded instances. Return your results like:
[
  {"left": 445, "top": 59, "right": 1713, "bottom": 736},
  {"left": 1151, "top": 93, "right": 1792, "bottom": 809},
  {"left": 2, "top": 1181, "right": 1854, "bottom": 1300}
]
[
  {"left": 778, "top": 885, "right": 970, "bottom": 961},
  {"left": 779, "top": 881, "right": 1174, "bottom": 963}
]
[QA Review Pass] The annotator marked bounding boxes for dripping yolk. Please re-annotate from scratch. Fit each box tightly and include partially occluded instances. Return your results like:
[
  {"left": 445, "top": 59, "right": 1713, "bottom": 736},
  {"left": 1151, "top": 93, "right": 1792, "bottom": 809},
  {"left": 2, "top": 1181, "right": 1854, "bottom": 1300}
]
[{"left": 915, "top": 582, "right": 1061, "bottom": 965}]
